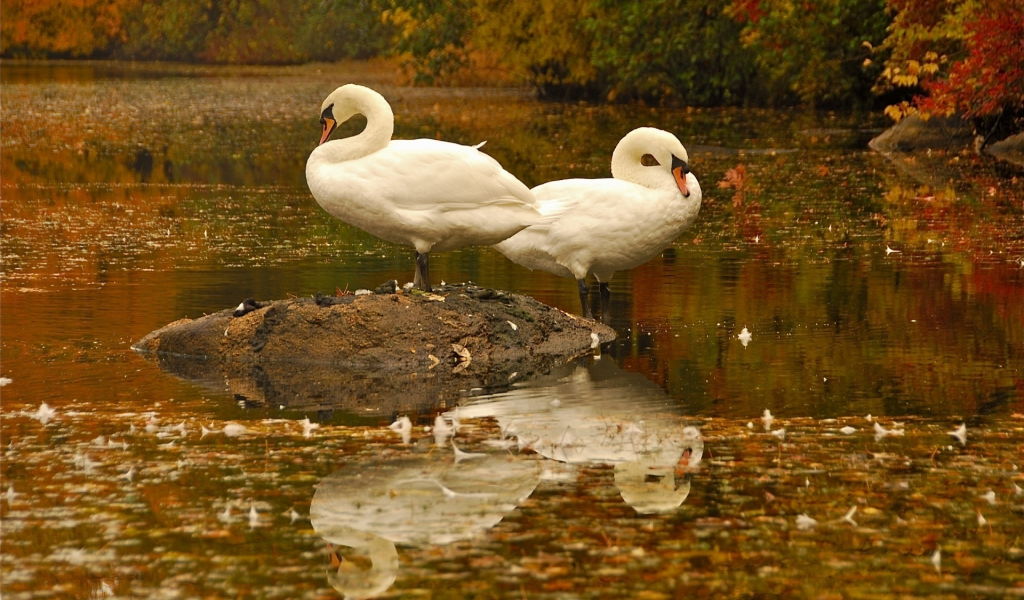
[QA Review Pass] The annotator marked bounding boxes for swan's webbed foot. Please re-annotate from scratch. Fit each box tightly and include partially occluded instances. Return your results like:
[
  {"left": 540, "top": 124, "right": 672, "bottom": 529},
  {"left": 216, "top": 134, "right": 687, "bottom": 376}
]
[
  {"left": 599, "top": 282, "right": 611, "bottom": 323},
  {"left": 414, "top": 251, "right": 432, "bottom": 292},
  {"left": 577, "top": 278, "right": 593, "bottom": 320}
]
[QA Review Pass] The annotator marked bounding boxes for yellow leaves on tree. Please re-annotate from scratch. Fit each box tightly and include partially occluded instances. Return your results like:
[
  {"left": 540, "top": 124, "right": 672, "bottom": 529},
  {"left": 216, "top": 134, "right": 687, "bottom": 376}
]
[
  {"left": 471, "top": 0, "right": 599, "bottom": 89},
  {"left": 873, "top": 0, "right": 979, "bottom": 121},
  {"left": 1, "top": 0, "right": 136, "bottom": 57}
]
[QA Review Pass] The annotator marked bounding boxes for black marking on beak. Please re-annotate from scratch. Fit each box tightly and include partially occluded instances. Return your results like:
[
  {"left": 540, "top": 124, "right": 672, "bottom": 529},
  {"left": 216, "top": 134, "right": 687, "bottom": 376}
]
[
  {"left": 671, "top": 154, "right": 689, "bottom": 175},
  {"left": 319, "top": 103, "right": 337, "bottom": 146}
]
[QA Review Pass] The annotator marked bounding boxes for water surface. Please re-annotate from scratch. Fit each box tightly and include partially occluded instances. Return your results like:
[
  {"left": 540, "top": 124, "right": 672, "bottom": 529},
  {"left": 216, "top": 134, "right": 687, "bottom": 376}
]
[{"left": 2, "top": 61, "right": 1023, "bottom": 599}]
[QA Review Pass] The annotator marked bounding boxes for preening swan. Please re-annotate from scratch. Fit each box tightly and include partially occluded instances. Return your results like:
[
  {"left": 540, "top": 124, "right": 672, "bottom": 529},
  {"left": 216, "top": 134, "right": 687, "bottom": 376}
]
[
  {"left": 306, "top": 84, "right": 540, "bottom": 291},
  {"left": 493, "top": 127, "right": 702, "bottom": 320}
]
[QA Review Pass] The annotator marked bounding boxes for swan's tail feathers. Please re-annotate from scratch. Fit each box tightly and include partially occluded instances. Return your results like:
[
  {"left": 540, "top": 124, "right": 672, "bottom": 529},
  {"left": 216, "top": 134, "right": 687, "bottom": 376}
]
[{"left": 473, "top": 141, "right": 487, "bottom": 149}]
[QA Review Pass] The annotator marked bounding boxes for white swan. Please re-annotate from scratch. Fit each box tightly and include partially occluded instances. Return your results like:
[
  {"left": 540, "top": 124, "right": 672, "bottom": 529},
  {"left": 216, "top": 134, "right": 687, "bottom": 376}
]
[
  {"left": 493, "top": 127, "right": 702, "bottom": 320},
  {"left": 306, "top": 84, "right": 540, "bottom": 291}
]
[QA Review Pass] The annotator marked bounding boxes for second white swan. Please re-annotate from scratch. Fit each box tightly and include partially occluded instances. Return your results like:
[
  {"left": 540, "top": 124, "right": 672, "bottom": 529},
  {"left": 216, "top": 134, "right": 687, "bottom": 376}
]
[
  {"left": 493, "top": 127, "right": 703, "bottom": 320},
  {"left": 306, "top": 84, "right": 540, "bottom": 291}
]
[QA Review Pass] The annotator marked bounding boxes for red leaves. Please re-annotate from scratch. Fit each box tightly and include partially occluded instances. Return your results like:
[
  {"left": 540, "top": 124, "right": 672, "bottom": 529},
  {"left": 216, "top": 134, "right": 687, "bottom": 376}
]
[
  {"left": 718, "top": 164, "right": 748, "bottom": 207},
  {"left": 718, "top": 164, "right": 748, "bottom": 191},
  {"left": 728, "top": 0, "right": 767, "bottom": 24},
  {"left": 914, "top": 1, "right": 1024, "bottom": 118}
]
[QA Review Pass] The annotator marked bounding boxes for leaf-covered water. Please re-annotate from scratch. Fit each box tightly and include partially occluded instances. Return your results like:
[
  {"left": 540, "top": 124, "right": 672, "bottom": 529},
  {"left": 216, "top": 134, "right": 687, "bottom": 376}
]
[{"left": 2, "top": 61, "right": 1023, "bottom": 599}]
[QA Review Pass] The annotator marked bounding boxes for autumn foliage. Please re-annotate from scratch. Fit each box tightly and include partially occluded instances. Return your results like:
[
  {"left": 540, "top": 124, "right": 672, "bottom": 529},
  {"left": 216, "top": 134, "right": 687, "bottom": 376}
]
[
  {"left": 917, "top": 5, "right": 1024, "bottom": 119},
  {"left": 0, "top": 0, "right": 387, "bottom": 63},
  {"left": 876, "top": 0, "right": 1024, "bottom": 131},
  {"left": 1, "top": 0, "right": 1023, "bottom": 133},
  {"left": 1, "top": 0, "right": 133, "bottom": 57}
]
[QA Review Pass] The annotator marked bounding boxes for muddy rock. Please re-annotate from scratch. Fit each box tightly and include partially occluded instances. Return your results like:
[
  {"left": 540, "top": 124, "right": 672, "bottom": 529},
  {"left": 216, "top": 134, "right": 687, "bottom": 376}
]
[
  {"left": 871, "top": 115, "right": 1024, "bottom": 170},
  {"left": 985, "top": 131, "right": 1024, "bottom": 168},
  {"left": 868, "top": 115, "right": 975, "bottom": 154},
  {"left": 133, "top": 283, "right": 616, "bottom": 415}
]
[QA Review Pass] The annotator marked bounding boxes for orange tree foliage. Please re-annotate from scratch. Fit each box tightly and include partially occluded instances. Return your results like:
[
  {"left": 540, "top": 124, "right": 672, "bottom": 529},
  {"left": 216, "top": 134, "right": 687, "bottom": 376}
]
[
  {"left": 1, "top": 0, "right": 136, "bottom": 57},
  {"left": 1, "top": 0, "right": 388, "bottom": 63},
  {"left": 122, "top": 0, "right": 390, "bottom": 63}
]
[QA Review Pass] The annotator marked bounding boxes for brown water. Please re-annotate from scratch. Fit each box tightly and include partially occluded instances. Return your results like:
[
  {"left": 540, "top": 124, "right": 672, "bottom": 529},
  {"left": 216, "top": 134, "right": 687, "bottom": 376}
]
[{"left": 2, "top": 61, "right": 1023, "bottom": 599}]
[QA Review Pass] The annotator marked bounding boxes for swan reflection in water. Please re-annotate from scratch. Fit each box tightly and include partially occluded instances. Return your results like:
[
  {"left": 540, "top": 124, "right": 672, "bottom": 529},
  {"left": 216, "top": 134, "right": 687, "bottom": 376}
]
[
  {"left": 451, "top": 357, "right": 703, "bottom": 514},
  {"left": 310, "top": 357, "right": 702, "bottom": 598},
  {"left": 310, "top": 452, "right": 540, "bottom": 599}
]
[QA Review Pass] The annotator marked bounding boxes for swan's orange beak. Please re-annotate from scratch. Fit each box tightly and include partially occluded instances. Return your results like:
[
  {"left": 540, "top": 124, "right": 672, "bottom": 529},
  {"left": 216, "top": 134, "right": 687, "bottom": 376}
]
[
  {"left": 671, "top": 155, "right": 690, "bottom": 197},
  {"left": 319, "top": 117, "right": 337, "bottom": 145},
  {"left": 675, "top": 447, "right": 695, "bottom": 476},
  {"left": 326, "top": 543, "right": 342, "bottom": 569}
]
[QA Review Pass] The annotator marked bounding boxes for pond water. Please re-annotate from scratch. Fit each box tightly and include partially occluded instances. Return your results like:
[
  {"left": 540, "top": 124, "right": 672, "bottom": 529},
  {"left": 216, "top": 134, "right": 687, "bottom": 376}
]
[{"left": 2, "top": 61, "right": 1023, "bottom": 599}]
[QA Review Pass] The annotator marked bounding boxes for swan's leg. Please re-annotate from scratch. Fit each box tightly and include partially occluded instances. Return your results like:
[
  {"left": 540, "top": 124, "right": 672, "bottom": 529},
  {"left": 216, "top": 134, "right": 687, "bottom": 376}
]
[
  {"left": 413, "top": 251, "right": 423, "bottom": 288},
  {"left": 599, "top": 282, "right": 611, "bottom": 323},
  {"left": 577, "top": 278, "right": 593, "bottom": 320},
  {"left": 416, "top": 252, "right": 432, "bottom": 292}
]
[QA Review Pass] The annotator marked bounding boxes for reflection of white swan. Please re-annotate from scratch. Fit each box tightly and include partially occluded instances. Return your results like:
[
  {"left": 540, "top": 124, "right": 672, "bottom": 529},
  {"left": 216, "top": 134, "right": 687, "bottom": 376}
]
[
  {"left": 454, "top": 358, "right": 703, "bottom": 514},
  {"left": 614, "top": 457, "right": 693, "bottom": 514},
  {"left": 306, "top": 84, "right": 539, "bottom": 291},
  {"left": 310, "top": 453, "right": 539, "bottom": 598},
  {"left": 493, "top": 127, "right": 702, "bottom": 319},
  {"left": 321, "top": 529, "right": 399, "bottom": 600}
]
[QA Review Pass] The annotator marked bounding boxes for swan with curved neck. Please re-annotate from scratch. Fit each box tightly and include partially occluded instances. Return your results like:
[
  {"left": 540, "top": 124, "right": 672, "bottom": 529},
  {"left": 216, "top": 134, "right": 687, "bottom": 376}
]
[
  {"left": 306, "top": 84, "right": 539, "bottom": 291},
  {"left": 493, "top": 127, "right": 702, "bottom": 320}
]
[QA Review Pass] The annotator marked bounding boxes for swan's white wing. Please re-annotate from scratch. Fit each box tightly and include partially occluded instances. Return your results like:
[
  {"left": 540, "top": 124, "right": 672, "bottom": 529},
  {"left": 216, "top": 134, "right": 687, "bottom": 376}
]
[
  {"left": 541, "top": 179, "right": 651, "bottom": 278},
  {"left": 545, "top": 178, "right": 696, "bottom": 279},
  {"left": 493, "top": 178, "right": 616, "bottom": 279},
  {"left": 351, "top": 140, "right": 536, "bottom": 211},
  {"left": 496, "top": 177, "right": 696, "bottom": 280},
  {"left": 312, "top": 139, "right": 539, "bottom": 252}
]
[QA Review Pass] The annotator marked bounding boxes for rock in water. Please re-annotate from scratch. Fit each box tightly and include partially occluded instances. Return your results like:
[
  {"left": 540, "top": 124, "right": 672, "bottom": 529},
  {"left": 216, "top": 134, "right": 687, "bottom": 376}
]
[{"left": 133, "top": 284, "right": 615, "bottom": 415}]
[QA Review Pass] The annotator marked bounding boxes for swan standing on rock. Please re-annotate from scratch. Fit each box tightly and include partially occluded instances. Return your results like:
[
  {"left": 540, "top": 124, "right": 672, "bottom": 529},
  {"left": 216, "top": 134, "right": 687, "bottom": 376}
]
[
  {"left": 306, "top": 84, "right": 540, "bottom": 291},
  {"left": 493, "top": 127, "right": 702, "bottom": 321}
]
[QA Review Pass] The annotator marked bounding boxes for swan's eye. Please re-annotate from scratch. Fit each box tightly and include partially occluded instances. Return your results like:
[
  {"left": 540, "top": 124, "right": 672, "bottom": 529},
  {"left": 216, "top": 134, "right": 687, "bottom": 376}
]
[{"left": 641, "top": 154, "right": 660, "bottom": 167}]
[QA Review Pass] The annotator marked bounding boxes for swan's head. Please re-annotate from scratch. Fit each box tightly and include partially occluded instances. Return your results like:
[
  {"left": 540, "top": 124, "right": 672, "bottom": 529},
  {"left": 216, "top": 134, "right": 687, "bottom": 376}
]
[
  {"left": 611, "top": 127, "right": 692, "bottom": 197},
  {"left": 324, "top": 539, "right": 399, "bottom": 600},
  {"left": 318, "top": 84, "right": 393, "bottom": 146},
  {"left": 614, "top": 457, "right": 694, "bottom": 514}
]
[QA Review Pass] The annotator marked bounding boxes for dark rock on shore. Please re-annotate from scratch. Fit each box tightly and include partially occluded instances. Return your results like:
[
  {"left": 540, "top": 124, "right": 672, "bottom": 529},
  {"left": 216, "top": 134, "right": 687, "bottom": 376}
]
[
  {"left": 132, "top": 283, "right": 616, "bottom": 415},
  {"left": 870, "top": 115, "right": 1024, "bottom": 169},
  {"left": 868, "top": 115, "right": 976, "bottom": 154},
  {"left": 985, "top": 132, "right": 1024, "bottom": 168}
]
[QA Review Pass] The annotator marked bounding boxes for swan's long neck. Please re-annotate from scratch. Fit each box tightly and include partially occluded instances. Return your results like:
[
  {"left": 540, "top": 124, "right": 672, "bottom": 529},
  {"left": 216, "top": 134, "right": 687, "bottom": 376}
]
[{"left": 317, "top": 86, "right": 395, "bottom": 164}]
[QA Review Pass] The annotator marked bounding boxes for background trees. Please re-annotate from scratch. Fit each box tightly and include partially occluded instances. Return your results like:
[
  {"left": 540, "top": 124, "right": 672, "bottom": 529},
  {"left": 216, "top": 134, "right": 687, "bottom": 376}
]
[
  {"left": 1, "top": 0, "right": 134, "bottom": 58},
  {"left": 2, "top": 0, "right": 1022, "bottom": 129},
  {"left": 875, "top": 0, "right": 1023, "bottom": 139},
  {"left": 1, "top": 0, "right": 388, "bottom": 64}
]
